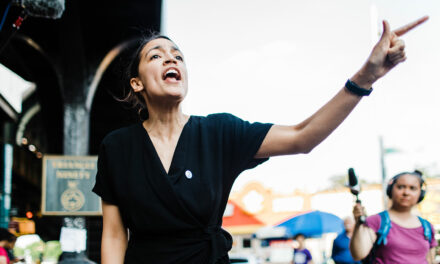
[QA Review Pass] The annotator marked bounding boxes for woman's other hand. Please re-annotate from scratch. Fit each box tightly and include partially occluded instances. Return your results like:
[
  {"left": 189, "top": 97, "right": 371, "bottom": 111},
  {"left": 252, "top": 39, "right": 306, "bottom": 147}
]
[{"left": 353, "top": 16, "right": 429, "bottom": 88}]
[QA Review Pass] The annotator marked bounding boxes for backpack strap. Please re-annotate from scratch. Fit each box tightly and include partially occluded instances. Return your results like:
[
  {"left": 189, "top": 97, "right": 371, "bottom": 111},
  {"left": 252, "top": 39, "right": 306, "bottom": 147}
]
[
  {"left": 417, "top": 216, "right": 432, "bottom": 243},
  {"left": 376, "top": 210, "right": 392, "bottom": 246}
]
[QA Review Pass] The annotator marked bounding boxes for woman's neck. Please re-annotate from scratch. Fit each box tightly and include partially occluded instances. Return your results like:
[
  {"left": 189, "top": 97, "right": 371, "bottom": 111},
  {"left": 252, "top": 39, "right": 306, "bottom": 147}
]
[
  {"left": 388, "top": 206, "right": 413, "bottom": 218},
  {"left": 388, "top": 206, "right": 421, "bottom": 228},
  {"left": 143, "top": 109, "right": 188, "bottom": 140}
]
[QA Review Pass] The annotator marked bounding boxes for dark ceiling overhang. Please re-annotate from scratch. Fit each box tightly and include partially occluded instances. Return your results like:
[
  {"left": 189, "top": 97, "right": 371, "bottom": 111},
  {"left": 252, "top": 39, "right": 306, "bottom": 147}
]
[{"left": 0, "top": 0, "right": 162, "bottom": 153}]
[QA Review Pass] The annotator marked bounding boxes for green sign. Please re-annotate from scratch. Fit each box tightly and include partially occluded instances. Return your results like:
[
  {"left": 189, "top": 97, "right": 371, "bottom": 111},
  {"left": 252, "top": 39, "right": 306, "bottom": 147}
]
[{"left": 42, "top": 155, "right": 101, "bottom": 215}]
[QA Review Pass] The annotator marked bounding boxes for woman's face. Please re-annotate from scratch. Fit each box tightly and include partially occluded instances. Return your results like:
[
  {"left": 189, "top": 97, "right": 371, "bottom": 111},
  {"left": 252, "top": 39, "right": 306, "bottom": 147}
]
[
  {"left": 391, "top": 174, "right": 421, "bottom": 208},
  {"left": 131, "top": 38, "right": 188, "bottom": 105}
]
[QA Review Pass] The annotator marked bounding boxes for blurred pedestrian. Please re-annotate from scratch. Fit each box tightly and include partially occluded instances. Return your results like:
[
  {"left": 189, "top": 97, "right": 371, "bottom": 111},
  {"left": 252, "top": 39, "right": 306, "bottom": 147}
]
[
  {"left": 0, "top": 228, "right": 11, "bottom": 264},
  {"left": 350, "top": 171, "right": 437, "bottom": 263},
  {"left": 292, "top": 234, "right": 313, "bottom": 264},
  {"left": 92, "top": 16, "right": 428, "bottom": 264},
  {"left": 4, "top": 233, "right": 15, "bottom": 263},
  {"left": 331, "top": 217, "right": 360, "bottom": 264},
  {"left": 4, "top": 232, "right": 20, "bottom": 264}
]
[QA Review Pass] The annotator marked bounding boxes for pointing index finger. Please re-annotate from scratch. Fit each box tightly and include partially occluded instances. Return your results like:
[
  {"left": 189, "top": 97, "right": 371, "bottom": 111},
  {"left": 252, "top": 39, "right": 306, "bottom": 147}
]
[{"left": 393, "top": 16, "right": 429, "bottom": 37}]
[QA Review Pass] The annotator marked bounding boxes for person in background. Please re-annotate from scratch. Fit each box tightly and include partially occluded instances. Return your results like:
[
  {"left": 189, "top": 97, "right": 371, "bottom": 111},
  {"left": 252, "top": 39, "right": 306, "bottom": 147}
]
[
  {"left": 292, "top": 234, "right": 313, "bottom": 264},
  {"left": 331, "top": 217, "right": 360, "bottom": 264},
  {"left": 4, "top": 232, "right": 19, "bottom": 264},
  {"left": 0, "top": 228, "right": 11, "bottom": 264},
  {"left": 351, "top": 171, "right": 437, "bottom": 263}
]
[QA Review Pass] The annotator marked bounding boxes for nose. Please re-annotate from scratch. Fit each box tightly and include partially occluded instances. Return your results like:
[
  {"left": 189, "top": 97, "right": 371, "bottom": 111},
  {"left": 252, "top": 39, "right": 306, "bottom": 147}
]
[{"left": 163, "top": 52, "right": 177, "bottom": 65}]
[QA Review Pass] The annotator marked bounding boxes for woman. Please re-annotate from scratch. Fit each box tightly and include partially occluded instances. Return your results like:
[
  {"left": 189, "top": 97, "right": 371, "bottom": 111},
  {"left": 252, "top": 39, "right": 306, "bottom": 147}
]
[
  {"left": 350, "top": 171, "right": 437, "bottom": 263},
  {"left": 93, "top": 17, "right": 428, "bottom": 264}
]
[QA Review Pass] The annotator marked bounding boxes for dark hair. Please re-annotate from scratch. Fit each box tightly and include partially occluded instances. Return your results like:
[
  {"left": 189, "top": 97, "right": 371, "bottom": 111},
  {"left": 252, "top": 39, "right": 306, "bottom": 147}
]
[
  {"left": 386, "top": 170, "right": 426, "bottom": 203},
  {"left": 121, "top": 33, "right": 173, "bottom": 120},
  {"left": 294, "top": 233, "right": 305, "bottom": 240},
  {"left": 0, "top": 228, "right": 14, "bottom": 241},
  {"left": 6, "top": 232, "right": 16, "bottom": 243}
]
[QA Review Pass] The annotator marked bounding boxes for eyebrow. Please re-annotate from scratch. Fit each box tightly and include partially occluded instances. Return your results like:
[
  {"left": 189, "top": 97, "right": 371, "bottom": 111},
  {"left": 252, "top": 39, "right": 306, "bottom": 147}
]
[{"left": 145, "top": 45, "right": 181, "bottom": 58}]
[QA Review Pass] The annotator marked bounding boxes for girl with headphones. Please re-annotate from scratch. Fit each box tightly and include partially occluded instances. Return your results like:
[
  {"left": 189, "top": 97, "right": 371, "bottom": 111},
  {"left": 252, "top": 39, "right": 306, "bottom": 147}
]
[{"left": 350, "top": 171, "right": 437, "bottom": 263}]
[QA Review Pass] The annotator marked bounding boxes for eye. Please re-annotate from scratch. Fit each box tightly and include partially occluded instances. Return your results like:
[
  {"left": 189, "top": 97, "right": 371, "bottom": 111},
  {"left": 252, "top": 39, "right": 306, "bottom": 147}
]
[
  {"left": 175, "top": 55, "right": 183, "bottom": 61},
  {"left": 150, "top": 54, "right": 160, "bottom": 60}
]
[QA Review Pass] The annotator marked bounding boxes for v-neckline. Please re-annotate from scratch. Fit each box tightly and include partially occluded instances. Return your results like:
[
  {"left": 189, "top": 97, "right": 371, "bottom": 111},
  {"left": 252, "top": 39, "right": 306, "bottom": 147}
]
[{"left": 140, "top": 116, "right": 192, "bottom": 176}]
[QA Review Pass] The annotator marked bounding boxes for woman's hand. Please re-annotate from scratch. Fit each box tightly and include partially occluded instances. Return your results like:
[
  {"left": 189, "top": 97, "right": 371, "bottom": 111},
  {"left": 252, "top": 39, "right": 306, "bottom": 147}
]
[
  {"left": 353, "top": 202, "right": 366, "bottom": 224},
  {"left": 353, "top": 16, "right": 429, "bottom": 88},
  {"left": 255, "top": 16, "right": 429, "bottom": 159}
]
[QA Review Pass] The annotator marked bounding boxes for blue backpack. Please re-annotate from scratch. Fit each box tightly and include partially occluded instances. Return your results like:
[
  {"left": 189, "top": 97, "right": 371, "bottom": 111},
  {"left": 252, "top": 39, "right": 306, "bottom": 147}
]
[{"left": 362, "top": 210, "right": 433, "bottom": 264}]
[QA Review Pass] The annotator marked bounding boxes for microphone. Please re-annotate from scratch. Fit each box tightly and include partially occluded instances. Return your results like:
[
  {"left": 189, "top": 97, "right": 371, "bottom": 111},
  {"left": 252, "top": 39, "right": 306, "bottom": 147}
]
[
  {"left": 348, "top": 168, "right": 359, "bottom": 196},
  {"left": 13, "top": 0, "right": 65, "bottom": 19},
  {"left": 0, "top": 0, "right": 64, "bottom": 55},
  {"left": 347, "top": 168, "right": 365, "bottom": 223}
]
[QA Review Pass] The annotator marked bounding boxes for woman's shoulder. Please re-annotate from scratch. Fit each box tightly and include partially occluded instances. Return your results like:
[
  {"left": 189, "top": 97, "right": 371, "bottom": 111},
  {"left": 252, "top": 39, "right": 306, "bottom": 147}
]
[
  {"left": 366, "top": 213, "right": 382, "bottom": 222},
  {"left": 365, "top": 213, "right": 382, "bottom": 232},
  {"left": 205, "top": 112, "right": 240, "bottom": 121},
  {"left": 189, "top": 113, "right": 243, "bottom": 127},
  {"left": 101, "top": 123, "right": 141, "bottom": 146}
]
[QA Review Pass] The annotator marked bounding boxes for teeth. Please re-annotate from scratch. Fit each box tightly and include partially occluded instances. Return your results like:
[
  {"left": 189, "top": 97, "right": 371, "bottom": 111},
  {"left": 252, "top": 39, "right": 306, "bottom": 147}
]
[{"left": 166, "top": 69, "right": 178, "bottom": 75}]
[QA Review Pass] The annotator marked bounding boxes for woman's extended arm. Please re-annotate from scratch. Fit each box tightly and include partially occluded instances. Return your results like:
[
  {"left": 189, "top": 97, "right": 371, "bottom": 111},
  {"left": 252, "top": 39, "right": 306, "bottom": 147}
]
[
  {"left": 255, "top": 16, "right": 428, "bottom": 158},
  {"left": 101, "top": 201, "right": 128, "bottom": 264}
]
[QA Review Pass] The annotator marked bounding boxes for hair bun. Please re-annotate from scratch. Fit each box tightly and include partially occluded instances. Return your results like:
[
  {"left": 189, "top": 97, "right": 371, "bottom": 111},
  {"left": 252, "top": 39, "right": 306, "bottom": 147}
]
[{"left": 413, "top": 170, "right": 423, "bottom": 176}]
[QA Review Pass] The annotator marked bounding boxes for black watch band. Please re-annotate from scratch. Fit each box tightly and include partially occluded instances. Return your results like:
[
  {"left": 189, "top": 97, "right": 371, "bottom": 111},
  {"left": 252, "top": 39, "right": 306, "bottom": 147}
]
[{"left": 345, "top": 79, "right": 373, "bottom": 96}]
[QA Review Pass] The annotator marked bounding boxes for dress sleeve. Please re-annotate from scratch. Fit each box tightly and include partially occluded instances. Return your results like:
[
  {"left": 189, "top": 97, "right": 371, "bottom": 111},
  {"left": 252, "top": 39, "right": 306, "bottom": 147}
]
[
  {"left": 92, "top": 142, "right": 118, "bottom": 205},
  {"left": 365, "top": 214, "right": 381, "bottom": 233},
  {"left": 305, "top": 249, "right": 312, "bottom": 261},
  {"left": 219, "top": 113, "right": 273, "bottom": 174}
]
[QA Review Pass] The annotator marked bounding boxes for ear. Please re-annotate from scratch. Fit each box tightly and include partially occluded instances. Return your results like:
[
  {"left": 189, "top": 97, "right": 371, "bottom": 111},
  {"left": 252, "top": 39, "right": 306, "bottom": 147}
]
[{"left": 130, "top": 77, "right": 144, "bottom": 92}]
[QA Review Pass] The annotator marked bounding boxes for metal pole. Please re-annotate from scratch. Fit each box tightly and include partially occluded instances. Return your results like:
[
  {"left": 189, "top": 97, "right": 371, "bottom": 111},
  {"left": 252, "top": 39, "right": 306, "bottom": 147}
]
[
  {"left": 379, "top": 136, "right": 387, "bottom": 209},
  {"left": 0, "top": 123, "right": 14, "bottom": 228},
  {"left": 59, "top": 105, "right": 94, "bottom": 264}
]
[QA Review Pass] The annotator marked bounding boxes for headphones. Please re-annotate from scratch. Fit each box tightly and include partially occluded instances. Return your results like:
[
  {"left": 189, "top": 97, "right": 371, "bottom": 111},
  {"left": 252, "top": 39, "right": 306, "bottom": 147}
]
[{"left": 386, "top": 170, "right": 426, "bottom": 203}]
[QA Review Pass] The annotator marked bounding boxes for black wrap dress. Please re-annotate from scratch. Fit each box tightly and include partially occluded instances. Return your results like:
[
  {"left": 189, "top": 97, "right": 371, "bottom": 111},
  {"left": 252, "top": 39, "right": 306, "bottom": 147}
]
[{"left": 92, "top": 113, "right": 273, "bottom": 264}]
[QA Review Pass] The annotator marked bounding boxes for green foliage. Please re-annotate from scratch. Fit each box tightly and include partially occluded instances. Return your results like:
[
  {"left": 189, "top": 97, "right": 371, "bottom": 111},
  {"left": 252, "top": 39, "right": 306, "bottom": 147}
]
[
  {"left": 13, "top": 247, "right": 24, "bottom": 258},
  {"left": 328, "top": 173, "right": 372, "bottom": 189},
  {"left": 27, "top": 241, "right": 45, "bottom": 261},
  {"left": 328, "top": 174, "right": 348, "bottom": 189},
  {"left": 43, "top": 241, "right": 62, "bottom": 261},
  {"left": 14, "top": 239, "right": 62, "bottom": 262}
]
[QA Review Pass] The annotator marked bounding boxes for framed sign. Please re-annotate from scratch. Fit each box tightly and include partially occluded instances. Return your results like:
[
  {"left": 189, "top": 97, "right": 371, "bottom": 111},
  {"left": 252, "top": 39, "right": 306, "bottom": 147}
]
[{"left": 42, "top": 155, "right": 101, "bottom": 215}]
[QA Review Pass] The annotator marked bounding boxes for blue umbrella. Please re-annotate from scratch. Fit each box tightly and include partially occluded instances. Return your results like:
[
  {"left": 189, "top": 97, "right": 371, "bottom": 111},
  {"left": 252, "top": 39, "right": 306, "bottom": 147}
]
[{"left": 276, "top": 210, "right": 344, "bottom": 238}]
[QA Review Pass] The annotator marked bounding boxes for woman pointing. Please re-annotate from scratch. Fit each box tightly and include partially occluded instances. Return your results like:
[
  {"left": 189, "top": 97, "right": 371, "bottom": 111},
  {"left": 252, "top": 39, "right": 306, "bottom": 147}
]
[{"left": 93, "top": 16, "right": 428, "bottom": 264}]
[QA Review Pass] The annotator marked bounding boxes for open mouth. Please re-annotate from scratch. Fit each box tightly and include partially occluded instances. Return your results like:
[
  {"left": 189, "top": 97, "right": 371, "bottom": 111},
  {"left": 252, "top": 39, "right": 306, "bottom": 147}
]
[{"left": 162, "top": 68, "right": 181, "bottom": 81}]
